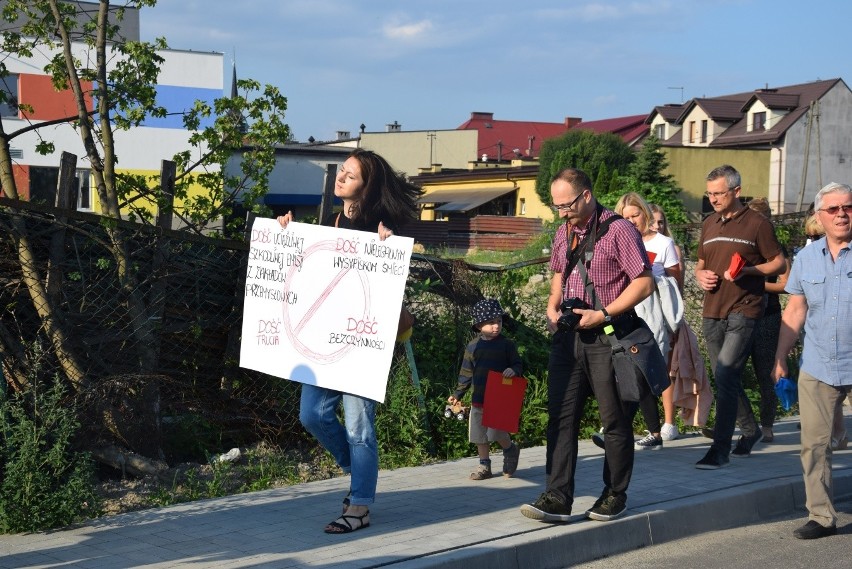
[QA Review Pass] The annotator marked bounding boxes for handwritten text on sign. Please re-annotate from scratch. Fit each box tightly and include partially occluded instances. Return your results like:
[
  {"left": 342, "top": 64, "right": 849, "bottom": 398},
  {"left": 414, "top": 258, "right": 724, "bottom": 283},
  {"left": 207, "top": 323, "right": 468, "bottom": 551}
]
[{"left": 239, "top": 218, "right": 413, "bottom": 402}]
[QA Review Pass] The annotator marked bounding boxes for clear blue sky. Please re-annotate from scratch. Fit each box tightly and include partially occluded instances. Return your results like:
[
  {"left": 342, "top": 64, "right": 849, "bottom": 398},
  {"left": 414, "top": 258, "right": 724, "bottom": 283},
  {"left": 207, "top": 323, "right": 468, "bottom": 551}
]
[{"left": 143, "top": 0, "right": 851, "bottom": 143}]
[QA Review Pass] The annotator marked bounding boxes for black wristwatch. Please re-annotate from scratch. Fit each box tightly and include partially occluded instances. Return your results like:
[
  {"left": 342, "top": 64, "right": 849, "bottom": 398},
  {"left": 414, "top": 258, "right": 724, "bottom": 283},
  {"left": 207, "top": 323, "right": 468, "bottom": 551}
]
[{"left": 601, "top": 308, "right": 612, "bottom": 323}]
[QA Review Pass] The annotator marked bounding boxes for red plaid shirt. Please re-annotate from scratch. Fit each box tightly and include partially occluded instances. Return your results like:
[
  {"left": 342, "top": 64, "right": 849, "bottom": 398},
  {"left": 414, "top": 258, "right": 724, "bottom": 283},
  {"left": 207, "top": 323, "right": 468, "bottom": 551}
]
[{"left": 549, "top": 208, "right": 649, "bottom": 308}]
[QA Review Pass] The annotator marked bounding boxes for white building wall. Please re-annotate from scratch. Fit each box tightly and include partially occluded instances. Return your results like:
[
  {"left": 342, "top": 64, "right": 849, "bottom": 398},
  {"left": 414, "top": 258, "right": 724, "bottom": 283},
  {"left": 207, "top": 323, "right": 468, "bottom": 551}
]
[
  {"left": 781, "top": 83, "right": 852, "bottom": 212},
  {"left": 266, "top": 154, "right": 345, "bottom": 197},
  {"left": 4, "top": 43, "right": 222, "bottom": 172},
  {"left": 649, "top": 115, "right": 681, "bottom": 142},
  {"left": 158, "top": 49, "right": 223, "bottom": 89},
  {"left": 747, "top": 100, "right": 768, "bottom": 131},
  {"left": 5, "top": 43, "right": 221, "bottom": 89},
  {"left": 767, "top": 145, "right": 786, "bottom": 214},
  {"left": 681, "top": 108, "right": 710, "bottom": 146}
]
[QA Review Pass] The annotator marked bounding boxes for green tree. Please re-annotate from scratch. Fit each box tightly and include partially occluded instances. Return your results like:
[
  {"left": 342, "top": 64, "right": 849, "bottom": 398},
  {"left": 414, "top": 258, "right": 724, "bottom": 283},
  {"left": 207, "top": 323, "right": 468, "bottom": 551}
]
[
  {"left": 628, "top": 133, "right": 676, "bottom": 187},
  {"left": 626, "top": 134, "right": 688, "bottom": 226},
  {"left": 593, "top": 163, "right": 610, "bottom": 196},
  {"left": 535, "top": 130, "right": 635, "bottom": 205},
  {"left": 596, "top": 134, "right": 689, "bottom": 228},
  {"left": 607, "top": 168, "right": 621, "bottom": 195},
  {"left": 0, "top": 3, "right": 288, "bottom": 399}
]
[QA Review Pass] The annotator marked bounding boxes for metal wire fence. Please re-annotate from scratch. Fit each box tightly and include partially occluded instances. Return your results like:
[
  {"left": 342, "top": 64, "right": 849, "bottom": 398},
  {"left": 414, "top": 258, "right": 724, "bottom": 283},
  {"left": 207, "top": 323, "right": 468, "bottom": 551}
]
[
  {"left": 0, "top": 199, "right": 304, "bottom": 460},
  {"left": 0, "top": 197, "right": 811, "bottom": 465}
]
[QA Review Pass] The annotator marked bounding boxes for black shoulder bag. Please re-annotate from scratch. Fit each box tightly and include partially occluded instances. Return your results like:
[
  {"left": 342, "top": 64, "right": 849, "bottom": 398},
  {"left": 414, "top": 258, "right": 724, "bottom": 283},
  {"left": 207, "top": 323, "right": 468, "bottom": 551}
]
[{"left": 572, "top": 213, "right": 670, "bottom": 402}]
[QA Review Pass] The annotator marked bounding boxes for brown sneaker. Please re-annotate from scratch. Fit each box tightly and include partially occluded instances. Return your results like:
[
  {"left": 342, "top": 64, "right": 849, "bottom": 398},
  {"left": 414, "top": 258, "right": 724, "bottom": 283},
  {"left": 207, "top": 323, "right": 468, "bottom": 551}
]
[{"left": 469, "top": 464, "right": 492, "bottom": 480}]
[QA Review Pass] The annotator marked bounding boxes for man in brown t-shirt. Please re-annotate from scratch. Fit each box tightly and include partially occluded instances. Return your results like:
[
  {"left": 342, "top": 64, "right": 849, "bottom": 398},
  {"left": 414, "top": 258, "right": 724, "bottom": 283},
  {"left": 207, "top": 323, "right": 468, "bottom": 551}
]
[{"left": 694, "top": 165, "right": 785, "bottom": 470}]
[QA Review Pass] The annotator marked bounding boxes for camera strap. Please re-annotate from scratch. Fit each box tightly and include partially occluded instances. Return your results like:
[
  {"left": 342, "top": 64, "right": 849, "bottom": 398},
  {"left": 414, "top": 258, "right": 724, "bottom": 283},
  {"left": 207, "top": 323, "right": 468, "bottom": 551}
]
[
  {"left": 563, "top": 204, "right": 621, "bottom": 299},
  {"left": 567, "top": 205, "right": 622, "bottom": 338},
  {"left": 576, "top": 260, "right": 617, "bottom": 338}
]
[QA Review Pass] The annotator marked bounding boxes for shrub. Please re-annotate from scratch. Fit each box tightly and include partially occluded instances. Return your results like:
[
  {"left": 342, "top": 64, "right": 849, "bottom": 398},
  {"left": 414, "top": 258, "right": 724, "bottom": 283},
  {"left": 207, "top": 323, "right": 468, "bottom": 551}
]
[{"left": 0, "top": 376, "right": 101, "bottom": 533}]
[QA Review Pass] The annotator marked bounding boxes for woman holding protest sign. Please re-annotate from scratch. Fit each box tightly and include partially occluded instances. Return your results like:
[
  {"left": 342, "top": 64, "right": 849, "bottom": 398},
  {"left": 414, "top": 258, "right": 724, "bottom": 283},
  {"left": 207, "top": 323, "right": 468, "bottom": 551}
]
[{"left": 277, "top": 148, "right": 421, "bottom": 534}]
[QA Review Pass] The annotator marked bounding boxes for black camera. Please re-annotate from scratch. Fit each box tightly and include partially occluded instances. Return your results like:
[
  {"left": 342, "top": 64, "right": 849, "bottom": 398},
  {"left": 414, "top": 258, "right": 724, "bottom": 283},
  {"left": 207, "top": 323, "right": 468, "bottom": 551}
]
[{"left": 557, "top": 297, "right": 590, "bottom": 331}]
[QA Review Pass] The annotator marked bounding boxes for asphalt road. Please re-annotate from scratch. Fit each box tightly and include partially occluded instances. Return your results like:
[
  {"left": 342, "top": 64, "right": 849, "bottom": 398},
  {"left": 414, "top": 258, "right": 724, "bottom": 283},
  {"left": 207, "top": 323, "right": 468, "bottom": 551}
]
[{"left": 573, "top": 499, "right": 852, "bottom": 569}]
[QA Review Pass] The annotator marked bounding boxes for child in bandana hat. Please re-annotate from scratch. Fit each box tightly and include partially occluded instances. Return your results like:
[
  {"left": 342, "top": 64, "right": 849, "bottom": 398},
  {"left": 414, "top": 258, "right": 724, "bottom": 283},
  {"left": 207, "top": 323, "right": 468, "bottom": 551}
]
[{"left": 448, "top": 298, "right": 523, "bottom": 480}]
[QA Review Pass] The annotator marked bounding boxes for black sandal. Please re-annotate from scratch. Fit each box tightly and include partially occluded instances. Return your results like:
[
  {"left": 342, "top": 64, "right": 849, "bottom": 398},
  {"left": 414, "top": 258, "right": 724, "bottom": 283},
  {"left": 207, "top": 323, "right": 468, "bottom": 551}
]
[
  {"left": 342, "top": 491, "right": 351, "bottom": 514},
  {"left": 324, "top": 510, "right": 370, "bottom": 534}
]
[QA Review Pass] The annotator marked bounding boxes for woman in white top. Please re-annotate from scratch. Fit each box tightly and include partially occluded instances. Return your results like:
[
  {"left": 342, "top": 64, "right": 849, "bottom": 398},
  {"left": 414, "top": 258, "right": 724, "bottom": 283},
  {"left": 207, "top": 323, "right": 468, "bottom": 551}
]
[
  {"left": 614, "top": 193, "right": 682, "bottom": 449},
  {"left": 649, "top": 203, "right": 684, "bottom": 290}
]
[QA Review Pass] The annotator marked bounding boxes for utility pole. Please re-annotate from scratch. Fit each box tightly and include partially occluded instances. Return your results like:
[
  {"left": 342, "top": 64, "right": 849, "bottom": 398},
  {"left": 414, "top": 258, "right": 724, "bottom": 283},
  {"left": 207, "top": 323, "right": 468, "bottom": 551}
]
[
  {"left": 815, "top": 99, "right": 822, "bottom": 188},
  {"left": 797, "top": 101, "right": 815, "bottom": 212}
]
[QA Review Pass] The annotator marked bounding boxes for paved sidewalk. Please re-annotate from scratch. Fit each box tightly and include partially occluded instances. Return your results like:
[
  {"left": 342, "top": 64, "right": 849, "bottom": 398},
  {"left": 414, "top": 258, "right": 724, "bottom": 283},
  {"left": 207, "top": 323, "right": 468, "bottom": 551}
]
[{"left": 1, "top": 413, "right": 850, "bottom": 569}]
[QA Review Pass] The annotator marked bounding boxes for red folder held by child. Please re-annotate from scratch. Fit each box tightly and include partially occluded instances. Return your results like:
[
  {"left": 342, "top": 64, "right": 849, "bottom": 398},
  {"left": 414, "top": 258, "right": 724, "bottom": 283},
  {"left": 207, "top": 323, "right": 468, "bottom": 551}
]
[
  {"left": 647, "top": 251, "right": 657, "bottom": 265},
  {"left": 728, "top": 252, "right": 746, "bottom": 279},
  {"left": 481, "top": 370, "right": 527, "bottom": 433}
]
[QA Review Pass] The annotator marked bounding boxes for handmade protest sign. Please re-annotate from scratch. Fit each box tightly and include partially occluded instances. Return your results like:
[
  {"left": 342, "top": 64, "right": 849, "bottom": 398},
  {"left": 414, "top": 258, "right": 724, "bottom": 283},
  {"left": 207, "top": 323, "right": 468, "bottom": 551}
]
[{"left": 239, "top": 218, "right": 413, "bottom": 402}]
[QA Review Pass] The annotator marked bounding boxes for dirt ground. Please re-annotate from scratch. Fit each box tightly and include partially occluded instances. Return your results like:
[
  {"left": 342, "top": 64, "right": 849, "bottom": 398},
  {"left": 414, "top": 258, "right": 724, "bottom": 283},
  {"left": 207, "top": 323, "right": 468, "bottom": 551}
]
[{"left": 94, "top": 443, "right": 340, "bottom": 517}]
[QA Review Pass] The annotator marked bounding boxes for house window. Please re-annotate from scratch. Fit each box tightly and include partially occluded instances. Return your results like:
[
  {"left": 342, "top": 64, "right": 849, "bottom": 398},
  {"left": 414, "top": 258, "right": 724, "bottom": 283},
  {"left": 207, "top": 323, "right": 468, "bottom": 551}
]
[
  {"left": 688, "top": 121, "right": 695, "bottom": 143},
  {"left": 77, "top": 170, "right": 91, "bottom": 210},
  {"left": 28, "top": 167, "right": 58, "bottom": 205},
  {"left": 519, "top": 198, "right": 526, "bottom": 215},
  {"left": 28, "top": 166, "right": 91, "bottom": 209},
  {"left": 655, "top": 124, "right": 665, "bottom": 139},
  {"left": 701, "top": 120, "right": 708, "bottom": 143},
  {"left": 753, "top": 111, "right": 766, "bottom": 131},
  {"left": 0, "top": 74, "right": 19, "bottom": 118}
]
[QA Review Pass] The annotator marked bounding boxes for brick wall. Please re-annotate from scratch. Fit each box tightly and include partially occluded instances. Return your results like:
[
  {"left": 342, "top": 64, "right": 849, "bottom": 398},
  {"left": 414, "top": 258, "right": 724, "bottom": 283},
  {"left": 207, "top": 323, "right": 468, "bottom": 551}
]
[{"left": 398, "top": 215, "right": 543, "bottom": 251}]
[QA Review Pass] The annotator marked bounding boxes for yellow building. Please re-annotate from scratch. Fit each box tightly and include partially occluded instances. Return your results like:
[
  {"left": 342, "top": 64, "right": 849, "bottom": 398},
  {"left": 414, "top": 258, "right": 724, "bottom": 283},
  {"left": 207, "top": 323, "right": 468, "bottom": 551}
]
[{"left": 410, "top": 158, "right": 551, "bottom": 222}]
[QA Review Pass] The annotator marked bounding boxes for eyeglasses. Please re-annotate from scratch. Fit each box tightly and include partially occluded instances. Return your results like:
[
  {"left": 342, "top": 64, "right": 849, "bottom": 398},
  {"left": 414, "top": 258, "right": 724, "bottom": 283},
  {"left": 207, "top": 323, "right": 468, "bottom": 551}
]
[
  {"left": 705, "top": 188, "right": 736, "bottom": 199},
  {"left": 551, "top": 190, "right": 586, "bottom": 212},
  {"left": 818, "top": 204, "right": 852, "bottom": 215}
]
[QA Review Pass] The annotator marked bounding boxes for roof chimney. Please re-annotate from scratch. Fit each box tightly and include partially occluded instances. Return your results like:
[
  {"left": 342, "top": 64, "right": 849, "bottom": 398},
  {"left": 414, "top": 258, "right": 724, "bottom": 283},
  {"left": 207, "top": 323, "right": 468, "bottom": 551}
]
[
  {"left": 565, "top": 117, "right": 582, "bottom": 128},
  {"left": 386, "top": 120, "right": 401, "bottom": 132},
  {"left": 471, "top": 111, "right": 494, "bottom": 121},
  {"left": 336, "top": 130, "right": 351, "bottom": 140}
]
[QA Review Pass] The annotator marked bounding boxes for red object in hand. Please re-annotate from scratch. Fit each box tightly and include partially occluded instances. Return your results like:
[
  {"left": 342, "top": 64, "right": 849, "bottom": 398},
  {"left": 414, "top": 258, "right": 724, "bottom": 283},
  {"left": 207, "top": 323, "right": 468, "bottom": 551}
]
[
  {"left": 729, "top": 252, "right": 746, "bottom": 278},
  {"left": 646, "top": 251, "right": 657, "bottom": 265},
  {"left": 481, "top": 371, "right": 527, "bottom": 433}
]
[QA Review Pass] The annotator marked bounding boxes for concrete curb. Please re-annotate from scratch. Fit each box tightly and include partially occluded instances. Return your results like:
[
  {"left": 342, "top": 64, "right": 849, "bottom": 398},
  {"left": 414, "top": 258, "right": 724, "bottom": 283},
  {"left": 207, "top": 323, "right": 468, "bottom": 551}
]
[{"left": 393, "top": 467, "right": 852, "bottom": 569}]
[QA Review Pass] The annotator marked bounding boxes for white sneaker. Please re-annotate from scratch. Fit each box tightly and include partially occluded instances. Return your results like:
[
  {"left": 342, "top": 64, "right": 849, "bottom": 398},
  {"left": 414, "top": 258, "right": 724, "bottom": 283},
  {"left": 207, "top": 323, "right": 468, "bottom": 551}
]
[{"left": 660, "top": 423, "right": 679, "bottom": 441}]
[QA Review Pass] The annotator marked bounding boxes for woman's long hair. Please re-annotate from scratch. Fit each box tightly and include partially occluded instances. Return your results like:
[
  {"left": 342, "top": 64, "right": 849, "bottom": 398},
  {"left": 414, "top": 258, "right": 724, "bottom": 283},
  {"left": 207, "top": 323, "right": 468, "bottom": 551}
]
[
  {"left": 648, "top": 203, "right": 672, "bottom": 237},
  {"left": 346, "top": 149, "right": 423, "bottom": 230}
]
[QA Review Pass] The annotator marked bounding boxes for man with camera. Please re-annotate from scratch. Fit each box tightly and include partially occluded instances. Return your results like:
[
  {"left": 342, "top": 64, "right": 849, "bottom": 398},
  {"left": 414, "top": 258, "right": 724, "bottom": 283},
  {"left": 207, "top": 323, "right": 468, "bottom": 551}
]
[{"left": 520, "top": 168, "right": 653, "bottom": 523}]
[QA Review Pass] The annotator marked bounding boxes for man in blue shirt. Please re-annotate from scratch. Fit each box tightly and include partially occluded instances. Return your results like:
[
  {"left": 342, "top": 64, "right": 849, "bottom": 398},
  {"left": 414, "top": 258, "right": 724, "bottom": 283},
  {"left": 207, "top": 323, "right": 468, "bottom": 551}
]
[{"left": 774, "top": 182, "right": 852, "bottom": 540}]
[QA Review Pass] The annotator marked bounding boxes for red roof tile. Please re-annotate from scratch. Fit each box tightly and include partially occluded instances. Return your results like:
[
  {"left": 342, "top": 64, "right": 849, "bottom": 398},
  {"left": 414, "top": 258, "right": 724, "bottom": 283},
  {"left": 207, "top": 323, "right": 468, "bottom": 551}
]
[
  {"left": 456, "top": 111, "right": 651, "bottom": 157},
  {"left": 570, "top": 114, "right": 650, "bottom": 146},
  {"left": 456, "top": 112, "right": 573, "bottom": 159}
]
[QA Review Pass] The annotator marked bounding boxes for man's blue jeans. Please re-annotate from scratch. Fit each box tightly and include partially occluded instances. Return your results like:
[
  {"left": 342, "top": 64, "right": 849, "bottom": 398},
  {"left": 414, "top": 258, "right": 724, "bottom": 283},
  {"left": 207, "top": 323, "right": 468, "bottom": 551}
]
[
  {"left": 703, "top": 314, "right": 760, "bottom": 457},
  {"left": 299, "top": 383, "right": 378, "bottom": 506}
]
